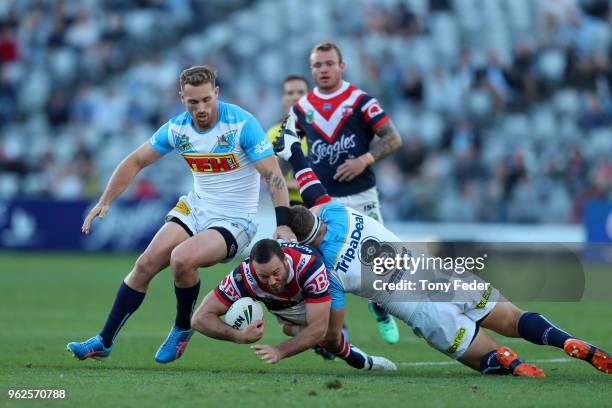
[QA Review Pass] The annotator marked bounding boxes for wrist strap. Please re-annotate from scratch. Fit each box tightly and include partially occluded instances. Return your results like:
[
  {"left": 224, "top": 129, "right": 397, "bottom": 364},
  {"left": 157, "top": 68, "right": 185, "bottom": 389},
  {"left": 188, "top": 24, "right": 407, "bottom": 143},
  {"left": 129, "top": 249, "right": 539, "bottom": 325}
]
[{"left": 275, "top": 206, "right": 290, "bottom": 226}]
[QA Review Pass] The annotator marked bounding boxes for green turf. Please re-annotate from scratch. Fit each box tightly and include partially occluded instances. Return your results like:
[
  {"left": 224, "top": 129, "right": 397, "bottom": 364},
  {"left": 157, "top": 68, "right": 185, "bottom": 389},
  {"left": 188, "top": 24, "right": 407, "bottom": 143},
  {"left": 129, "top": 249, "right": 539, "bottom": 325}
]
[{"left": 1, "top": 252, "right": 610, "bottom": 407}]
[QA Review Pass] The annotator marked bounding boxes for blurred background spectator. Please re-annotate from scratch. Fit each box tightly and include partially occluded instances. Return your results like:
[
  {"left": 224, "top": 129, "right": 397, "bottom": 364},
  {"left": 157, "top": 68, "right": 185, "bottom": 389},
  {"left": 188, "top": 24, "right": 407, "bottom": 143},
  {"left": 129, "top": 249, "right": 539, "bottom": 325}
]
[{"left": 1, "top": 0, "right": 612, "bottom": 224}]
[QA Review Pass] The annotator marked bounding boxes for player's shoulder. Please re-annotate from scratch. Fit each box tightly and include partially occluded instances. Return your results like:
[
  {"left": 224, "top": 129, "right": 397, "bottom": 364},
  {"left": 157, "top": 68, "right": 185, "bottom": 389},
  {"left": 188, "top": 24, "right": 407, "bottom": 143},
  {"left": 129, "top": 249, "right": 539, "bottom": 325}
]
[
  {"left": 320, "top": 201, "right": 347, "bottom": 216},
  {"left": 219, "top": 100, "right": 258, "bottom": 124},
  {"left": 168, "top": 111, "right": 191, "bottom": 127}
]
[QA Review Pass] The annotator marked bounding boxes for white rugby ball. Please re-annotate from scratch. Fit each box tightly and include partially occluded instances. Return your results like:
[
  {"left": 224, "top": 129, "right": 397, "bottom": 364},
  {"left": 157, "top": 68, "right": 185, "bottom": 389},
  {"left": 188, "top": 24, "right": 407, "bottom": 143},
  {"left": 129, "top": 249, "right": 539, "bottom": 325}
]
[{"left": 224, "top": 297, "right": 264, "bottom": 331}]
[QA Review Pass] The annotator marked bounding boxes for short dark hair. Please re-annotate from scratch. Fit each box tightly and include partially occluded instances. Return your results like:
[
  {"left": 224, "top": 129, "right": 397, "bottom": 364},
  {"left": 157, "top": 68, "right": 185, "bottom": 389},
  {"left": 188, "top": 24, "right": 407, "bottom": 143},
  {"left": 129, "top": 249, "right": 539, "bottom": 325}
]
[
  {"left": 288, "top": 206, "right": 315, "bottom": 242},
  {"left": 180, "top": 65, "right": 217, "bottom": 90},
  {"left": 282, "top": 74, "right": 309, "bottom": 89},
  {"left": 250, "top": 239, "right": 285, "bottom": 264},
  {"left": 310, "top": 42, "right": 343, "bottom": 63}
]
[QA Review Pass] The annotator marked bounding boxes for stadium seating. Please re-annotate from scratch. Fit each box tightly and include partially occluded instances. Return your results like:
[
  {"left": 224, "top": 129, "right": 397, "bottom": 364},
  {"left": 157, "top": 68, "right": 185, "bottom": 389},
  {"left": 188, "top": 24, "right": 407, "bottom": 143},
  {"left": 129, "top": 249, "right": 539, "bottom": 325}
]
[{"left": 1, "top": 0, "right": 611, "bottom": 223}]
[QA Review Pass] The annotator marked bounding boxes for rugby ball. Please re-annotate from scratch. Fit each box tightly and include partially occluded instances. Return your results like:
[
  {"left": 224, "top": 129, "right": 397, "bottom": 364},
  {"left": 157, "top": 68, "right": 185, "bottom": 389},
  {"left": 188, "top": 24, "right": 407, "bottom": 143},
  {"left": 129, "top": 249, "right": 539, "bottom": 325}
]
[{"left": 224, "top": 297, "right": 264, "bottom": 331}]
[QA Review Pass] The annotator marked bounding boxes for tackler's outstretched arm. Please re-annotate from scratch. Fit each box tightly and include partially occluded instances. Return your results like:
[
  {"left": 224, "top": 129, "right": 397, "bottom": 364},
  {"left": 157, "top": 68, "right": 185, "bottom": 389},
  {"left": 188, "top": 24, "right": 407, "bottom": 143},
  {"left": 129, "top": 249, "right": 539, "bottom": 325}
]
[{"left": 273, "top": 116, "right": 331, "bottom": 209}]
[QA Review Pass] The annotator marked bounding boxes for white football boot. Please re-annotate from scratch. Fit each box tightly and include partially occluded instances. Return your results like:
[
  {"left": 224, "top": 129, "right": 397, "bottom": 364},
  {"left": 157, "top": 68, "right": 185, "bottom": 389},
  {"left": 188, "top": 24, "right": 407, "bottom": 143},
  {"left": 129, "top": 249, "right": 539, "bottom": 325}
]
[
  {"left": 367, "top": 355, "right": 398, "bottom": 371},
  {"left": 273, "top": 115, "right": 301, "bottom": 161}
]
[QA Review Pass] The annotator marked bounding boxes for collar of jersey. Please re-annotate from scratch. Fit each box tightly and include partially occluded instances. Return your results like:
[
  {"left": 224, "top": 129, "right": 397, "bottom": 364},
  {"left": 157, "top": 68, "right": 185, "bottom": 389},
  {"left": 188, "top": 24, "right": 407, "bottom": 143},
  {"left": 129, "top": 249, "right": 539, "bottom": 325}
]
[{"left": 313, "top": 80, "right": 350, "bottom": 100}]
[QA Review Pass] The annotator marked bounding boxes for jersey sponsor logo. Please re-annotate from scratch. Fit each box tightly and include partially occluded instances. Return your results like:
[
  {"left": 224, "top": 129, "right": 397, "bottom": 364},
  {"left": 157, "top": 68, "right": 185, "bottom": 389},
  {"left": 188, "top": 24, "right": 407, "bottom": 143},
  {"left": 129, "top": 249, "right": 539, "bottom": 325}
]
[
  {"left": 323, "top": 103, "right": 332, "bottom": 112},
  {"left": 297, "top": 255, "right": 308, "bottom": 272},
  {"left": 253, "top": 139, "right": 272, "bottom": 155},
  {"left": 310, "top": 134, "right": 356, "bottom": 165},
  {"left": 219, "top": 275, "right": 240, "bottom": 301},
  {"left": 304, "top": 268, "right": 329, "bottom": 294},
  {"left": 335, "top": 212, "right": 364, "bottom": 274},
  {"left": 173, "top": 199, "right": 190, "bottom": 216},
  {"left": 281, "top": 242, "right": 313, "bottom": 254},
  {"left": 182, "top": 153, "right": 240, "bottom": 173},
  {"left": 341, "top": 106, "right": 353, "bottom": 118},
  {"left": 364, "top": 100, "right": 383, "bottom": 121},
  {"left": 475, "top": 286, "right": 493, "bottom": 309},
  {"left": 447, "top": 327, "right": 467, "bottom": 354}
]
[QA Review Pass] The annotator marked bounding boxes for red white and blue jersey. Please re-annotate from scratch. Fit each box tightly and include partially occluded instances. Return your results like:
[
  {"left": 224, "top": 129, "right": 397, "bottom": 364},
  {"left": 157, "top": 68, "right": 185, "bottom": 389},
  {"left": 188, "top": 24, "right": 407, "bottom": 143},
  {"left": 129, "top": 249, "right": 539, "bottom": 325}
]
[
  {"left": 214, "top": 243, "right": 331, "bottom": 312},
  {"left": 291, "top": 81, "right": 390, "bottom": 197}
]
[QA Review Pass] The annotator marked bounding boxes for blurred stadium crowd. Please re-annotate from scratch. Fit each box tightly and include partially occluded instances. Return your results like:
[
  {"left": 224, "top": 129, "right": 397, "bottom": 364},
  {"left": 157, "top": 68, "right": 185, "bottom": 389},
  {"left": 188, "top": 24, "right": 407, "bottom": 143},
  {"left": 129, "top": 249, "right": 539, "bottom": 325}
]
[{"left": 1, "top": 0, "right": 612, "bottom": 223}]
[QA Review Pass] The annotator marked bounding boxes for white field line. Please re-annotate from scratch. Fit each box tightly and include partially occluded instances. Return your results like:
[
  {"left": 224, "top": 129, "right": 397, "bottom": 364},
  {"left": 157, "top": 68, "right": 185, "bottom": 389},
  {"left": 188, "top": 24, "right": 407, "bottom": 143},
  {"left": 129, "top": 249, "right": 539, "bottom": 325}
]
[{"left": 398, "top": 358, "right": 575, "bottom": 367}]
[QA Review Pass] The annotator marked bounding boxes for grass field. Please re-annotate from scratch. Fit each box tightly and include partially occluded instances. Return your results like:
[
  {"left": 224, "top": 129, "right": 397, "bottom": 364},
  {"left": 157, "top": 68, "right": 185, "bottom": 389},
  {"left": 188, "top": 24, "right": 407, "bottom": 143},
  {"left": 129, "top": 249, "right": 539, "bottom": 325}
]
[{"left": 1, "top": 252, "right": 611, "bottom": 408}]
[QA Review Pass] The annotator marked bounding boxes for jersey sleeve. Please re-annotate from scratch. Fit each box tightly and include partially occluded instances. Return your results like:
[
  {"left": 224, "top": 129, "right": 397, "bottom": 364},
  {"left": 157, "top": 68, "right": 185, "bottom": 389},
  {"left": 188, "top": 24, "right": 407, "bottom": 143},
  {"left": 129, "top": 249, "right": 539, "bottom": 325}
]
[
  {"left": 298, "top": 255, "right": 331, "bottom": 303},
  {"left": 214, "top": 266, "right": 249, "bottom": 307},
  {"left": 149, "top": 122, "right": 173, "bottom": 156},
  {"left": 290, "top": 106, "right": 304, "bottom": 133},
  {"left": 240, "top": 116, "right": 274, "bottom": 162},
  {"left": 328, "top": 273, "right": 346, "bottom": 311},
  {"left": 359, "top": 95, "right": 390, "bottom": 131}
]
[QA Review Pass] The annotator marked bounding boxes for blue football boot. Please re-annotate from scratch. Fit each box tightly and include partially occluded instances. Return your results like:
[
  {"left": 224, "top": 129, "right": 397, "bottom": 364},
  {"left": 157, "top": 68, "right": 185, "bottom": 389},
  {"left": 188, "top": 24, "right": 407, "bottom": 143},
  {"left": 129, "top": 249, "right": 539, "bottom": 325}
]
[
  {"left": 155, "top": 326, "right": 193, "bottom": 363},
  {"left": 67, "top": 335, "right": 112, "bottom": 361}
]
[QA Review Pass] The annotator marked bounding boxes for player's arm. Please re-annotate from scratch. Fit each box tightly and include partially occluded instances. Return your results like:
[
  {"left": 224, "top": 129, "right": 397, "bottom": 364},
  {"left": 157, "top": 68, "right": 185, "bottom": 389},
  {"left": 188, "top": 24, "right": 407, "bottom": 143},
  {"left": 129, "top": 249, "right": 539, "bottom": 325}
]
[
  {"left": 82, "top": 142, "right": 161, "bottom": 234},
  {"left": 253, "top": 156, "right": 296, "bottom": 242},
  {"left": 273, "top": 116, "right": 331, "bottom": 210},
  {"left": 191, "top": 291, "right": 264, "bottom": 344},
  {"left": 251, "top": 300, "right": 330, "bottom": 364},
  {"left": 334, "top": 119, "right": 402, "bottom": 182}
]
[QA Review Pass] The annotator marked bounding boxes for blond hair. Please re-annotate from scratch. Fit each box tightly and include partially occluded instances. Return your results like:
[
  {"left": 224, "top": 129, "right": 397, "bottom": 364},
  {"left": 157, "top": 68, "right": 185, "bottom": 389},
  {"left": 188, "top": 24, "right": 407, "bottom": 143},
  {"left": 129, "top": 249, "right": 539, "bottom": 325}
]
[
  {"left": 179, "top": 65, "right": 217, "bottom": 90},
  {"left": 310, "top": 42, "right": 343, "bottom": 63}
]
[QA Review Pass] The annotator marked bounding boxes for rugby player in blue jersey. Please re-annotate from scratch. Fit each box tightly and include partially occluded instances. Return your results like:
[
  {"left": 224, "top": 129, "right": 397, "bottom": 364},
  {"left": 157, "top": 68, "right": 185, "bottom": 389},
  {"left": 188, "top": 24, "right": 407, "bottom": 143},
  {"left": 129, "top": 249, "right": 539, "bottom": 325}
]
[
  {"left": 67, "top": 66, "right": 296, "bottom": 363},
  {"left": 273, "top": 115, "right": 611, "bottom": 377}
]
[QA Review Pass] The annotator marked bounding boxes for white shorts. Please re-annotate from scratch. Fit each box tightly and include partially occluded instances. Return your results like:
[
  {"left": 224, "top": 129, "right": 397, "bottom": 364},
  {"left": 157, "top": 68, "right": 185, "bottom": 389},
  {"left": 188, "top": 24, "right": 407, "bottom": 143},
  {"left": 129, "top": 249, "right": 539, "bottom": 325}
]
[
  {"left": 331, "top": 186, "right": 383, "bottom": 223},
  {"left": 166, "top": 191, "right": 257, "bottom": 262},
  {"left": 382, "top": 287, "right": 499, "bottom": 359}
]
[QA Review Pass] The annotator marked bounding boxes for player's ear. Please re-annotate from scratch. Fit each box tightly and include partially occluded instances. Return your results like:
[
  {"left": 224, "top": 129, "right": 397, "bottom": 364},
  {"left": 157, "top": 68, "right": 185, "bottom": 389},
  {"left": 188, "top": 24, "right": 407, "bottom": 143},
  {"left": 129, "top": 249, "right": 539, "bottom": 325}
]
[{"left": 214, "top": 86, "right": 220, "bottom": 97}]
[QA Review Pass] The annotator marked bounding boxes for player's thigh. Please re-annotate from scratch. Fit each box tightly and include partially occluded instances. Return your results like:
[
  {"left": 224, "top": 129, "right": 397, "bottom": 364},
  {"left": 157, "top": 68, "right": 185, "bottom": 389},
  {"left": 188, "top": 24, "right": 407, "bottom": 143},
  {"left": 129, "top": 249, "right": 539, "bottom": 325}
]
[
  {"left": 479, "top": 300, "right": 523, "bottom": 338},
  {"left": 135, "top": 220, "right": 191, "bottom": 273},
  {"left": 409, "top": 302, "right": 480, "bottom": 360},
  {"left": 171, "top": 228, "right": 228, "bottom": 270},
  {"left": 458, "top": 329, "right": 501, "bottom": 371}
]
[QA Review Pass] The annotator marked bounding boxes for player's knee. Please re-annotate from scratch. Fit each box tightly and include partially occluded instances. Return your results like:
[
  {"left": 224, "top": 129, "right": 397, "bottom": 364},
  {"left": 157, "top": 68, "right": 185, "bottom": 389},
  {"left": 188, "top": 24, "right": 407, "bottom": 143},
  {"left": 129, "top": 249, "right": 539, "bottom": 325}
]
[
  {"left": 495, "top": 303, "right": 523, "bottom": 337},
  {"left": 133, "top": 253, "right": 162, "bottom": 280},
  {"left": 170, "top": 248, "right": 196, "bottom": 278}
]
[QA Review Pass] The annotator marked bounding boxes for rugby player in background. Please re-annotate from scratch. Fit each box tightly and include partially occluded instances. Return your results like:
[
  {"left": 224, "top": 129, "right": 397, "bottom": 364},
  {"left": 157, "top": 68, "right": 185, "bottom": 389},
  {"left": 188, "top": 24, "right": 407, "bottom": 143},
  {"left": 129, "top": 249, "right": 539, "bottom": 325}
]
[
  {"left": 289, "top": 42, "right": 402, "bottom": 344},
  {"left": 266, "top": 75, "right": 309, "bottom": 206},
  {"left": 67, "top": 66, "right": 296, "bottom": 364}
]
